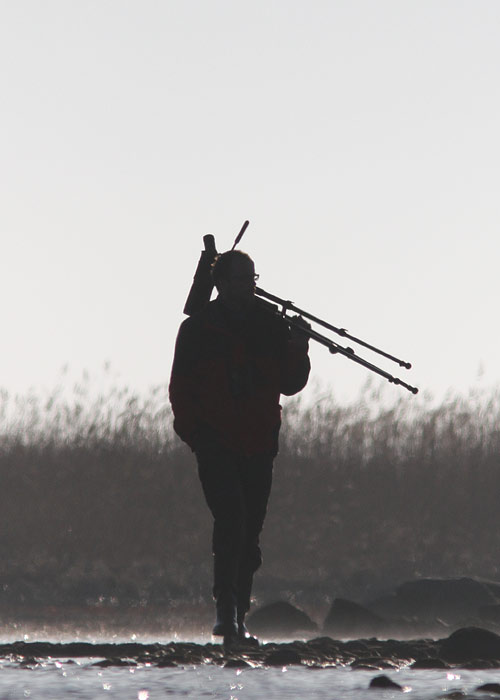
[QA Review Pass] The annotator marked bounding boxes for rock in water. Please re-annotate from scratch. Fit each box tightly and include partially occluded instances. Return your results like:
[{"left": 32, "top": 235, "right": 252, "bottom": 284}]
[
  {"left": 246, "top": 601, "right": 317, "bottom": 637},
  {"left": 323, "top": 598, "right": 385, "bottom": 638},
  {"left": 476, "top": 683, "right": 500, "bottom": 694},
  {"left": 369, "top": 674, "right": 404, "bottom": 690},
  {"left": 440, "top": 627, "right": 500, "bottom": 662}
]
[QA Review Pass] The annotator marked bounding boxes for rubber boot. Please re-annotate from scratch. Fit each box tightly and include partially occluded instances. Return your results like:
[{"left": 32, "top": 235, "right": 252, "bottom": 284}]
[
  {"left": 236, "top": 571, "right": 259, "bottom": 645},
  {"left": 212, "top": 590, "right": 238, "bottom": 645},
  {"left": 237, "top": 611, "right": 259, "bottom": 646}
]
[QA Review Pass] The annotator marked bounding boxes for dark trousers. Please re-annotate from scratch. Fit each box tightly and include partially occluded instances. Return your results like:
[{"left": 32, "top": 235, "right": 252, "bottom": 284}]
[{"left": 196, "top": 445, "right": 273, "bottom": 618}]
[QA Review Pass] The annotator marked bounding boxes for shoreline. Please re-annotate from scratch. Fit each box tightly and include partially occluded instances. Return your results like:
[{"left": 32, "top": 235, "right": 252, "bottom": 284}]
[{"left": 2, "top": 627, "right": 500, "bottom": 669}]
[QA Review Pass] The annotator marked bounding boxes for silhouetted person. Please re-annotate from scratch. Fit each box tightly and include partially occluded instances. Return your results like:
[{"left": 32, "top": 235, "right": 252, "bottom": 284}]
[{"left": 169, "top": 250, "right": 310, "bottom": 644}]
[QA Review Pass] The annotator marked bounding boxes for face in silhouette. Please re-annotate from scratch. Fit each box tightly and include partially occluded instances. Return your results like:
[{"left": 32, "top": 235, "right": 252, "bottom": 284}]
[{"left": 217, "top": 256, "right": 256, "bottom": 311}]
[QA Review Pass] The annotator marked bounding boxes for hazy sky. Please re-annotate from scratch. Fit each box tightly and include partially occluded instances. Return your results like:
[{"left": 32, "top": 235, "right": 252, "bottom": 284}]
[{"left": 2, "top": 0, "right": 499, "bottom": 405}]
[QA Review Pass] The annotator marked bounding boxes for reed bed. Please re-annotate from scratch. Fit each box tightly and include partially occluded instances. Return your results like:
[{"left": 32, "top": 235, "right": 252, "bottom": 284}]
[{"left": 0, "top": 376, "right": 498, "bottom": 611}]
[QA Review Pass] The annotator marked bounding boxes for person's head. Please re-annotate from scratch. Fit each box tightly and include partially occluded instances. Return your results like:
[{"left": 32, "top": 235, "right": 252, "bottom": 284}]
[{"left": 211, "top": 250, "right": 258, "bottom": 310}]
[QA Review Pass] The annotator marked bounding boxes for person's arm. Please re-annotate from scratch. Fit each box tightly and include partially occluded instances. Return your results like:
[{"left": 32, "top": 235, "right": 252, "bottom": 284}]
[
  {"left": 280, "top": 318, "right": 311, "bottom": 396},
  {"left": 169, "top": 319, "right": 202, "bottom": 450}
]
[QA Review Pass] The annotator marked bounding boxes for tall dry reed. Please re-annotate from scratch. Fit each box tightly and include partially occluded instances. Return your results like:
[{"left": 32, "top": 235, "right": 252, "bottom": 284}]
[{"left": 0, "top": 376, "right": 498, "bottom": 608}]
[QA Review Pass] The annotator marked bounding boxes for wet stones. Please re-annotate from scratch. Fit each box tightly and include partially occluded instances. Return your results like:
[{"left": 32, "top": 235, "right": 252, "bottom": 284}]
[
  {"left": 443, "top": 684, "right": 500, "bottom": 697},
  {"left": 92, "top": 658, "right": 136, "bottom": 667},
  {"left": 223, "top": 658, "right": 252, "bottom": 668},
  {"left": 264, "top": 647, "right": 302, "bottom": 666},
  {"left": 4, "top": 627, "right": 500, "bottom": 669},
  {"left": 410, "top": 657, "right": 450, "bottom": 669}
]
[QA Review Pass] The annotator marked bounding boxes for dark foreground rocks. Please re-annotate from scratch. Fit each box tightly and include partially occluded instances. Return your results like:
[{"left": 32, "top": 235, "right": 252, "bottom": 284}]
[{"left": 3, "top": 626, "right": 500, "bottom": 670}]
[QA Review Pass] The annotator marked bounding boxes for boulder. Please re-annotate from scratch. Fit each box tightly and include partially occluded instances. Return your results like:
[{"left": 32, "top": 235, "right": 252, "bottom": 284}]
[
  {"left": 246, "top": 601, "right": 317, "bottom": 637},
  {"left": 369, "top": 675, "right": 404, "bottom": 690},
  {"left": 369, "top": 577, "right": 499, "bottom": 625},
  {"left": 323, "top": 598, "right": 386, "bottom": 638},
  {"left": 440, "top": 627, "right": 500, "bottom": 662},
  {"left": 478, "top": 604, "right": 500, "bottom": 626}
]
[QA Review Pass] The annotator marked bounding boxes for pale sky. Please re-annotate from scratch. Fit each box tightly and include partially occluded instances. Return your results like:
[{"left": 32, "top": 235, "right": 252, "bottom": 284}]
[{"left": 1, "top": 0, "right": 499, "bottom": 405}]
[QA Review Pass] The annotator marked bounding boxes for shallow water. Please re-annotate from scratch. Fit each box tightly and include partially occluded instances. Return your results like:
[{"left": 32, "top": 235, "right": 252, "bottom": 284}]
[{"left": 2, "top": 661, "right": 500, "bottom": 699}]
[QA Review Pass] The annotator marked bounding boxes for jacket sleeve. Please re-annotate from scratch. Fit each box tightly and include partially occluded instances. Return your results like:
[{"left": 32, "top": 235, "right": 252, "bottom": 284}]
[
  {"left": 168, "top": 318, "right": 202, "bottom": 449},
  {"left": 279, "top": 325, "right": 311, "bottom": 396}
]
